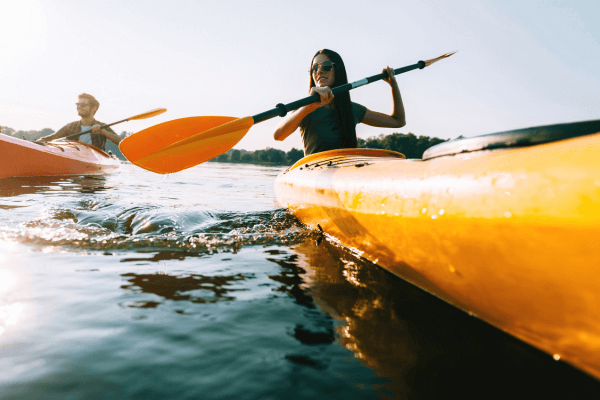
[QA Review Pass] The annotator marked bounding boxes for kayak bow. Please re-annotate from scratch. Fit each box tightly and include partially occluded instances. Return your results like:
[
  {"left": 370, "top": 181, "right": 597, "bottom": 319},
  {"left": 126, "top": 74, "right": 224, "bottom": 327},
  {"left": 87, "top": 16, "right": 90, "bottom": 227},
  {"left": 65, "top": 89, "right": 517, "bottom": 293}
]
[{"left": 1, "top": 134, "right": 120, "bottom": 179}]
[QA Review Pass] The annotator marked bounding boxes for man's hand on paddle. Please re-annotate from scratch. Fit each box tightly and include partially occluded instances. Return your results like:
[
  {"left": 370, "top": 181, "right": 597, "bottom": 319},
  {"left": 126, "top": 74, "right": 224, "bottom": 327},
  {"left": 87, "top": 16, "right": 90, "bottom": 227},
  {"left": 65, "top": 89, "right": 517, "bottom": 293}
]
[{"left": 91, "top": 124, "right": 103, "bottom": 135}]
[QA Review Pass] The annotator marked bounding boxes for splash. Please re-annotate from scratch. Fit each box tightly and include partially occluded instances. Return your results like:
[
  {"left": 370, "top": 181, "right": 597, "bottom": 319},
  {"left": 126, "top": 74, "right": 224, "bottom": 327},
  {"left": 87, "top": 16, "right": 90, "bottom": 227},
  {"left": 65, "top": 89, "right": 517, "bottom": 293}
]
[{"left": 0, "top": 205, "right": 315, "bottom": 254}]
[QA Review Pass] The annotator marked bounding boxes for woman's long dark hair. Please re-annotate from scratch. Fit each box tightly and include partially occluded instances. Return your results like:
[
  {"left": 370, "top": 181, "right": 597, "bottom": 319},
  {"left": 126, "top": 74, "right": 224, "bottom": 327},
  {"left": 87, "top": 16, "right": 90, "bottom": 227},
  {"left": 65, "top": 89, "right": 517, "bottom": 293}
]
[{"left": 299, "top": 49, "right": 357, "bottom": 148}]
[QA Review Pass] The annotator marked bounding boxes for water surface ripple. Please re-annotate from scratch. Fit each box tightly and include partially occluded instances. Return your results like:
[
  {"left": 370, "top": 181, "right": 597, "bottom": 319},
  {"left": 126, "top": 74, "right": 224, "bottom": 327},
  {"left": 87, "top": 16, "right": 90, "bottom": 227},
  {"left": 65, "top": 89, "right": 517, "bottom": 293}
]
[{"left": 0, "top": 162, "right": 598, "bottom": 399}]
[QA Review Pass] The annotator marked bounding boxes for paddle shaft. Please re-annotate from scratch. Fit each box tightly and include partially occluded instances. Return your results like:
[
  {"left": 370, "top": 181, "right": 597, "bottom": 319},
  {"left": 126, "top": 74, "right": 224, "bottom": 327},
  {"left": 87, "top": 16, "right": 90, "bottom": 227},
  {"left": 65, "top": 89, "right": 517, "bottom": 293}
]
[
  {"left": 252, "top": 60, "right": 425, "bottom": 124},
  {"left": 62, "top": 117, "right": 131, "bottom": 140},
  {"left": 118, "top": 53, "right": 452, "bottom": 173}
]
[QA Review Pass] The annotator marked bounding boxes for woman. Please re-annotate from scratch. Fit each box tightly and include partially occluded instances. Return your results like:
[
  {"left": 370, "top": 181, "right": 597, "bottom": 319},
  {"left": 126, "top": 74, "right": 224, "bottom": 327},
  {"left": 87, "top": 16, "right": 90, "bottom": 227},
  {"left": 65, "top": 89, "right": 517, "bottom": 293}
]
[{"left": 273, "top": 49, "right": 406, "bottom": 155}]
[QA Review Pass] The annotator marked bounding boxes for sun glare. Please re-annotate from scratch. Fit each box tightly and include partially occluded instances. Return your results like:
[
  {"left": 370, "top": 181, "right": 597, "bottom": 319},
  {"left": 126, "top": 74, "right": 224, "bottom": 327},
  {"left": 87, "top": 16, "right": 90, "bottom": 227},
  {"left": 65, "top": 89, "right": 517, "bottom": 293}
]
[
  {"left": 0, "top": 1, "right": 46, "bottom": 67},
  {"left": 0, "top": 270, "right": 18, "bottom": 294},
  {"left": 0, "top": 2, "right": 33, "bottom": 46}
]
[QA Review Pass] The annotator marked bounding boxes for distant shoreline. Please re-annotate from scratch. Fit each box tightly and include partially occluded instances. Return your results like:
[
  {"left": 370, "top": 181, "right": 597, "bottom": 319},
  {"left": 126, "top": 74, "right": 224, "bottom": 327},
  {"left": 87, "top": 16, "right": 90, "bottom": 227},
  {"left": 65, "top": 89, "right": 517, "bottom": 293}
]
[{"left": 1, "top": 126, "right": 449, "bottom": 165}]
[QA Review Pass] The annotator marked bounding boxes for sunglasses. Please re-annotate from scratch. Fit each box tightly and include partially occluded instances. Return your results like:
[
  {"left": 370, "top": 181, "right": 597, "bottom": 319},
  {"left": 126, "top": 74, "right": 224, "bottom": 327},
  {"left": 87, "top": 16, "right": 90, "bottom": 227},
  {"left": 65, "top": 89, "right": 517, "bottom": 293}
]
[
  {"left": 75, "top": 102, "right": 90, "bottom": 107},
  {"left": 310, "top": 61, "right": 335, "bottom": 74}
]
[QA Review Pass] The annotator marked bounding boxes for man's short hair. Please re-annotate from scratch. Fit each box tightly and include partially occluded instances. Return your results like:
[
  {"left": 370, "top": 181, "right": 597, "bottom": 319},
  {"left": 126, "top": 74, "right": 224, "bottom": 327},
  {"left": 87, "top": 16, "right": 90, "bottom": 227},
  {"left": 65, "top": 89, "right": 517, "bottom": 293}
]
[{"left": 78, "top": 93, "right": 100, "bottom": 115}]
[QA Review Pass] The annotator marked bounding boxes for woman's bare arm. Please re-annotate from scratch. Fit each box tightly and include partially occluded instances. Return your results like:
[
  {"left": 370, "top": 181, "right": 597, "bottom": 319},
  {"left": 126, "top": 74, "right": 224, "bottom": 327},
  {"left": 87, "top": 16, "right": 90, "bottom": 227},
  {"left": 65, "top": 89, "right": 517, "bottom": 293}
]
[
  {"left": 273, "top": 87, "right": 333, "bottom": 141},
  {"left": 361, "top": 66, "right": 406, "bottom": 128}
]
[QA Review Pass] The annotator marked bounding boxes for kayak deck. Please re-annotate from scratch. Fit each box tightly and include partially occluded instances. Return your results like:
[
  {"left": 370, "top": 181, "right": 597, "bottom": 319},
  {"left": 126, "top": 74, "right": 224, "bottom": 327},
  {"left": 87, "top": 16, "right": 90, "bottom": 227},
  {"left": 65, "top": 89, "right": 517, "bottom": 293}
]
[
  {"left": 275, "top": 133, "right": 600, "bottom": 380},
  {"left": 1, "top": 134, "right": 120, "bottom": 179}
]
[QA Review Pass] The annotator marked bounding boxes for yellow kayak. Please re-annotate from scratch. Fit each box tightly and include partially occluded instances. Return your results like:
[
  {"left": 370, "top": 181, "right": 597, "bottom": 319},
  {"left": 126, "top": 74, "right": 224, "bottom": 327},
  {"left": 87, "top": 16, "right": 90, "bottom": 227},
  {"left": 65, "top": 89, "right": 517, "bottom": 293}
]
[{"left": 274, "top": 119, "right": 600, "bottom": 380}]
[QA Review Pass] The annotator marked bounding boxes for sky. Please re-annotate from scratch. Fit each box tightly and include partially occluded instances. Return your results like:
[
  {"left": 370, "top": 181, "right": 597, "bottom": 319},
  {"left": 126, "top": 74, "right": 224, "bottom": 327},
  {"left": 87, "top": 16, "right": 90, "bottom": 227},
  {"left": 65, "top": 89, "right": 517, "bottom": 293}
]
[{"left": 1, "top": 0, "right": 599, "bottom": 152}]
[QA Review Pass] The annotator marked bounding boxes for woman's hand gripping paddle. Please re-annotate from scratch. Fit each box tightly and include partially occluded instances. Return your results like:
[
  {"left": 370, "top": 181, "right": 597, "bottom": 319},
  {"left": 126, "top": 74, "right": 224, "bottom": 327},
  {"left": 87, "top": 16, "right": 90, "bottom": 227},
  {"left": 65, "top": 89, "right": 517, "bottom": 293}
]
[{"left": 120, "top": 52, "right": 456, "bottom": 174}]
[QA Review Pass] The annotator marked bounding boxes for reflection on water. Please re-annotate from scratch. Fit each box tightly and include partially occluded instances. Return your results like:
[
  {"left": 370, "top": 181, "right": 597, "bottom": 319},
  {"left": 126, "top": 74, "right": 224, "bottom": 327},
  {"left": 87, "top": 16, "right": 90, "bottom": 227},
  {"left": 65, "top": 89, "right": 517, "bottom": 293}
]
[
  {"left": 265, "top": 249, "right": 337, "bottom": 354},
  {"left": 0, "top": 268, "right": 24, "bottom": 336},
  {"left": 0, "top": 269, "right": 18, "bottom": 294},
  {"left": 0, "top": 175, "right": 109, "bottom": 199},
  {"left": 0, "top": 303, "right": 24, "bottom": 335},
  {"left": 120, "top": 250, "right": 207, "bottom": 263},
  {"left": 290, "top": 238, "right": 421, "bottom": 398},
  {"left": 119, "top": 250, "right": 253, "bottom": 308},
  {"left": 120, "top": 272, "right": 250, "bottom": 307},
  {"left": 0, "top": 244, "right": 26, "bottom": 338},
  {"left": 281, "top": 238, "right": 600, "bottom": 398},
  {"left": 266, "top": 249, "right": 316, "bottom": 310}
]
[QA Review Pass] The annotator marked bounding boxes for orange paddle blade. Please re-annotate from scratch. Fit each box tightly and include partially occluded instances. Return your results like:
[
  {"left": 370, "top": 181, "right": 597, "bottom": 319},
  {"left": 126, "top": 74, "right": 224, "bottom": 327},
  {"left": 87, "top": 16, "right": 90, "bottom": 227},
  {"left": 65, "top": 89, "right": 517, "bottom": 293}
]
[
  {"left": 120, "top": 116, "right": 238, "bottom": 163},
  {"left": 128, "top": 108, "right": 167, "bottom": 120},
  {"left": 423, "top": 51, "right": 457, "bottom": 67},
  {"left": 125, "top": 116, "right": 255, "bottom": 174}
]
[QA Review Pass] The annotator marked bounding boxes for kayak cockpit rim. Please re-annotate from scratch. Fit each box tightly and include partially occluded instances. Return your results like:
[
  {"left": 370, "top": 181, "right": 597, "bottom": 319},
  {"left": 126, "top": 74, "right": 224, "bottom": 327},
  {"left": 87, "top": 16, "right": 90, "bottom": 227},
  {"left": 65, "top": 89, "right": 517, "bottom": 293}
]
[{"left": 423, "top": 119, "right": 600, "bottom": 160}]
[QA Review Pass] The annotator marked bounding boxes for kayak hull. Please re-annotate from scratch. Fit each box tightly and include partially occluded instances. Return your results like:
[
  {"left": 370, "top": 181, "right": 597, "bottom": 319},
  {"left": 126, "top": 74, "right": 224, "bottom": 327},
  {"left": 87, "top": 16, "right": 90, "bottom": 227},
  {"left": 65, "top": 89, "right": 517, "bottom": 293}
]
[
  {"left": 274, "top": 135, "right": 600, "bottom": 380},
  {"left": 1, "top": 134, "right": 120, "bottom": 179}
]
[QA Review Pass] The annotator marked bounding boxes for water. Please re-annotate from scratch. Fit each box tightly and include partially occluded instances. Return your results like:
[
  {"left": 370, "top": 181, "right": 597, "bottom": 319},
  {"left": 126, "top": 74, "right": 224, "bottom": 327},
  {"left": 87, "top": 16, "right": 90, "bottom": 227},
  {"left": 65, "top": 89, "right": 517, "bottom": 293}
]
[{"left": 0, "top": 162, "right": 599, "bottom": 399}]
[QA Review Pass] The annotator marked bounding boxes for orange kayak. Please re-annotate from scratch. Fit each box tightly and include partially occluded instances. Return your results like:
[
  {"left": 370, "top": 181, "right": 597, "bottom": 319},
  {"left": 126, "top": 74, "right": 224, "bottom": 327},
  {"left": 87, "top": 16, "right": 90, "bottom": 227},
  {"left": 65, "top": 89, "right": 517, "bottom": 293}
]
[
  {"left": 1, "top": 134, "right": 120, "bottom": 179},
  {"left": 275, "top": 119, "right": 600, "bottom": 380}
]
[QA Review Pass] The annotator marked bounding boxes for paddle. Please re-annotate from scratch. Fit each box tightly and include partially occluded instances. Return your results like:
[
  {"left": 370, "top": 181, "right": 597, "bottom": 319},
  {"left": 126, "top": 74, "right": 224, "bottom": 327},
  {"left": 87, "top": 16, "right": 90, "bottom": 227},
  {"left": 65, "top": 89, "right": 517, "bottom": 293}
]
[
  {"left": 120, "top": 52, "right": 456, "bottom": 174},
  {"left": 60, "top": 108, "right": 168, "bottom": 140}
]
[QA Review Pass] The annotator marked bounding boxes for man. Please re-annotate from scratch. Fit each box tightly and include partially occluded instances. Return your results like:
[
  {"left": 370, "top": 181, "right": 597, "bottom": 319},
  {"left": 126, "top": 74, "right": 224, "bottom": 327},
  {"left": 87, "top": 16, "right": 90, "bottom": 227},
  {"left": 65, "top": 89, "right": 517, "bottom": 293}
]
[{"left": 37, "top": 93, "right": 122, "bottom": 151}]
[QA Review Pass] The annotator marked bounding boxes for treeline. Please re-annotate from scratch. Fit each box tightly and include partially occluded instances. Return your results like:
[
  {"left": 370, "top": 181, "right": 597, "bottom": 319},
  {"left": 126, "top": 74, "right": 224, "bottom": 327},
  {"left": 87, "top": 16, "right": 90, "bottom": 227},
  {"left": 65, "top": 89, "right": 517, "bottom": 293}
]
[
  {"left": 0, "top": 126, "right": 130, "bottom": 160},
  {"left": 210, "top": 132, "right": 448, "bottom": 165},
  {"left": 1, "top": 126, "right": 55, "bottom": 142},
  {"left": 209, "top": 148, "right": 305, "bottom": 166},
  {"left": 358, "top": 132, "right": 448, "bottom": 159},
  {"left": 2, "top": 125, "right": 448, "bottom": 165}
]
